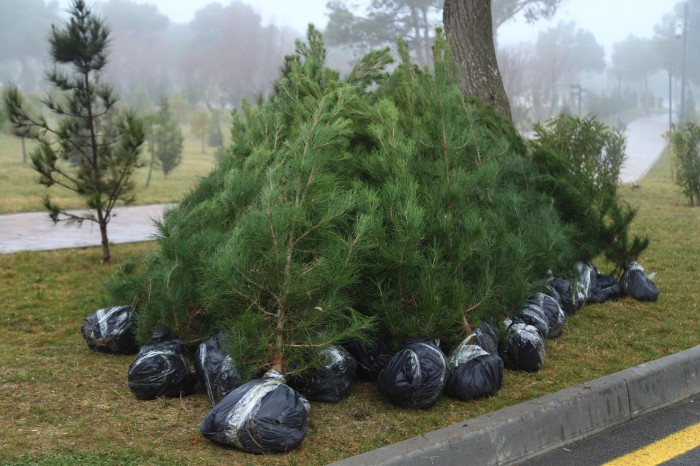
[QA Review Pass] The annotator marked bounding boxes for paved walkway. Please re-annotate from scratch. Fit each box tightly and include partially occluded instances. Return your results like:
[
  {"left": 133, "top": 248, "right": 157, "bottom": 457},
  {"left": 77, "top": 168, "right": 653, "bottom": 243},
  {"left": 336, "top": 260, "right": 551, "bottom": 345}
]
[
  {"left": 0, "top": 114, "right": 670, "bottom": 254},
  {"left": 0, "top": 204, "right": 171, "bottom": 254},
  {"left": 620, "top": 113, "right": 668, "bottom": 183}
]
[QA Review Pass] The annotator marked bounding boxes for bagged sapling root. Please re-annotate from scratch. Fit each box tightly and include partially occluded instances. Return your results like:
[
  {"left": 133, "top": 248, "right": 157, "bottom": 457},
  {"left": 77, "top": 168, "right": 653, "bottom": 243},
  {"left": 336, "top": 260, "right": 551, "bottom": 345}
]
[
  {"left": 200, "top": 370, "right": 310, "bottom": 454},
  {"left": 81, "top": 305, "right": 138, "bottom": 354}
]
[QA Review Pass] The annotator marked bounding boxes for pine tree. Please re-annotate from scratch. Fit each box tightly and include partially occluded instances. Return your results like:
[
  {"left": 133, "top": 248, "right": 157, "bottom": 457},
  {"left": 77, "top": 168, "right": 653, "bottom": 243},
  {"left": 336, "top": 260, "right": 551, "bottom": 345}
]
[
  {"left": 152, "top": 96, "right": 184, "bottom": 180},
  {"left": 190, "top": 109, "right": 210, "bottom": 154},
  {"left": 2, "top": 0, "right": 144, "bottom": 263},
  {"left": 349, "top": 33, "right": 575, "bottom": 345}
]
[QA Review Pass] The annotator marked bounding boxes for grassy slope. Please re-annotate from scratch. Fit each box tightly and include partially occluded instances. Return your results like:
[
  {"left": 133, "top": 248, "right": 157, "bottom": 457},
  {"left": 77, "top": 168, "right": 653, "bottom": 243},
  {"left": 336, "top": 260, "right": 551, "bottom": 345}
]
[
  {"left": 0, "top": 150, "right": 698, "bottom": 465},
  {"left": 0, "top": 131, "right": 216, "bottom": 214}
]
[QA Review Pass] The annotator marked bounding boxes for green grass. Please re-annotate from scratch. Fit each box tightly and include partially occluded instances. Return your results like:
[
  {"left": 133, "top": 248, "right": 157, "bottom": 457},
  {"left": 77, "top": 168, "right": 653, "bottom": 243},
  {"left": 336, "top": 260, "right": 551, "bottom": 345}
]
[
  {"left": 0, "top": 150, "right": 698, "bottom": 465},
  {"left": 0, "top": 130, "right": 216, "bottom": 214}
]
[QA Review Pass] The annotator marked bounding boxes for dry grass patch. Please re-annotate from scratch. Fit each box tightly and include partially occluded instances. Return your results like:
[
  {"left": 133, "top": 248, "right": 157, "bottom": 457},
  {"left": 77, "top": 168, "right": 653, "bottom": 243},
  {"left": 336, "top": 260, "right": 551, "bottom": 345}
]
[{"left": 1, "top": 150, "right": 698, "bottom": 465}]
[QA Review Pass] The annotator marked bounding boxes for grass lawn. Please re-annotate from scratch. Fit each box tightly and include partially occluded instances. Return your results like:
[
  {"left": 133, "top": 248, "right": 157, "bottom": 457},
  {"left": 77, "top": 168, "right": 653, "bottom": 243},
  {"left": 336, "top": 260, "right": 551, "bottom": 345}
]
[
  {"left": 0, "top": 130, "right": 217, "bottom": 214},
  {"left": 0, "top": 150, "right": 698, "bottom": 465}
]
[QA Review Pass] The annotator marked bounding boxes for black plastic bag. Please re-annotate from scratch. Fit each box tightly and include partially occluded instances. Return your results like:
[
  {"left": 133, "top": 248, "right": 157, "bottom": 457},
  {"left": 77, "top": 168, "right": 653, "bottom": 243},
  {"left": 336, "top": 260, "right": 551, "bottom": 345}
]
[
  {"left": 290, "top": 345, "right": 357, "bottom": 403},
  {"left": 445, "top": 339, "right": 504, "bottom": 401},
  {"left": 462, "top": 323, "right": 499, "bottom": 356},
  {"left": 527, "top": 293, "right": 565, "bottom": 339},
  {"left": 621, "top": 261, "right": 659, "bottom": 302},
  {"left": 377, "top": 338, "right": 448, "bottom": 409},
  {"left": 548, "top": 276, "right": 578, "bottom": 315},
  {"left": 598, "top": 273, "right": 623, "bottom": 302},
  {"left": 127, "top": 332, "right": 197, "bottom": 400},
  {"left": 200, "top": 370, "right": 310, "bottom": 454},
  {"left": 499, "top": 318, "right": 546, "bottom": 372},
  {"left": 516, "top": 300, "right": 549, "bottom": 339},
  {"left": 343, "top": 339, "right": 393, "bottom": 381},
  {"left": 572, "top": 262, "right": 599, "bottom": 307},
  {"left": 81, "top": 305, "right": 138, "bottom": 354},
  {"left": 588, "top": 272, "right": 622, "bottom": 303},
  {"left": 195, "top": 332, "right": 242, "bottom": 405}
]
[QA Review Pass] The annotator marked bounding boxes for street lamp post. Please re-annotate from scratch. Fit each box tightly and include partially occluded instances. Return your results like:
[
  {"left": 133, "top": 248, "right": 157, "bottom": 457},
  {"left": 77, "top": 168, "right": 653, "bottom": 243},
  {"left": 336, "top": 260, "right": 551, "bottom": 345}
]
[
  {"left": 669, "top": 65, "right": 673, "bottom": 133},
  {"left": 680, "top": 1, "right": 689, "bottom": 123}
]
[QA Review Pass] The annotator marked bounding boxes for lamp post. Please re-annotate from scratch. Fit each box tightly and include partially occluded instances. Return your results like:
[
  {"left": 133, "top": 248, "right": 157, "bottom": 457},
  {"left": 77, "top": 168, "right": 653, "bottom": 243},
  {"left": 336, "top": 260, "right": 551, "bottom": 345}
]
[
  {"left": 680, "top": 1, "right": 689, "bottom": 123},
  {"left": 668, "top": 64, "right": 674, "bottom": 133}
]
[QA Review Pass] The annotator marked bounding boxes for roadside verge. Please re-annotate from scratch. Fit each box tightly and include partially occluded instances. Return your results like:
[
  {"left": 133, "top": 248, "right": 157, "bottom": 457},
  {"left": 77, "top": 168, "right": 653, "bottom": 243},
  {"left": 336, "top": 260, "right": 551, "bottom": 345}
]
[{"left": 331, "top": 345, "right": 700, "bottom": 466}]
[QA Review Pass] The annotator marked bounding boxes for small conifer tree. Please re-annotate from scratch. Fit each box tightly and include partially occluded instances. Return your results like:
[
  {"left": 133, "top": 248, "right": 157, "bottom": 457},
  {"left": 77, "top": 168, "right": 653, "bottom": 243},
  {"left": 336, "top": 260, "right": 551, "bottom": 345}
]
[
  {"left": 190, "top": 109, "right": 210, "bottom": 154},
  {"left": 2, "top": 0, "right": 144, "bottom": 263},
  {"left": 152, "top": 96, "right": 184, "bottom": 180}
]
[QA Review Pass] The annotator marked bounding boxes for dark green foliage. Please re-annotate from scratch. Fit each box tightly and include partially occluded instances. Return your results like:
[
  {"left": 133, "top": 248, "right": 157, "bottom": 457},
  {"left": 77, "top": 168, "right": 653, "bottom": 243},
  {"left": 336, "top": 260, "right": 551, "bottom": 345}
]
[
  {"left": 110, "top": 27, "right": 580, "bottom": 375},
  {"left": 530, "top": 115, "right": 648, "bottom": 269},
  {"left": 2, "top": 0, "right": 144, "bottom": 263},
  {"left": 670, "top": 121, "right": 700, "bottom": 206}
]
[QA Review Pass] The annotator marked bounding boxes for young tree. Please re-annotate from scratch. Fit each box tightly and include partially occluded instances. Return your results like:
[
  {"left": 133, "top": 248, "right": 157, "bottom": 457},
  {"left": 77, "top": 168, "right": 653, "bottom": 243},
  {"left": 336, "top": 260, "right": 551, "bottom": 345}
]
[
  {"left": 152, "top": 96, "right": 184, "bottom": 179},
  {"left": 190, "top": 108, "right": 210, "bottom": 154},
  {"left": 142, "top": 111, "right": 158, "bottom": 187},
  {"left": 670, "top": 122, "right": 700, "bottom": 207},
  {"left": 2, "top": 0, "right": 144, "bottom": 263},
  {"left": 208, "top": 109, "right": 225, "bottom": 149}
]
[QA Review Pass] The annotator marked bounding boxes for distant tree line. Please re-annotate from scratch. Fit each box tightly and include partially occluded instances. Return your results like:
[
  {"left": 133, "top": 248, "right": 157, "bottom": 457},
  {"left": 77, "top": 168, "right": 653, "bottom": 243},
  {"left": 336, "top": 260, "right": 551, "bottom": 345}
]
[{"left": 0, "top": 0, "right": 297, "bottom": 110}]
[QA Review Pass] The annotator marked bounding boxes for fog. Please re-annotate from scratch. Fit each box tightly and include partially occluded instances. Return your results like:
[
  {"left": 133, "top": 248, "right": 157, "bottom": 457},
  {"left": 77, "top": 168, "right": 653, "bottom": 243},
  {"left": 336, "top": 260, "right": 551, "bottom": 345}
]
[
  {"left": 5, "top": 0, "right": 696, "bottom": 129},
  {"left": 53, "top": 0, "right": 677, "bottom": 59},
  {"left": 499, "top": 0, "right": 678, "bottom": 59}
]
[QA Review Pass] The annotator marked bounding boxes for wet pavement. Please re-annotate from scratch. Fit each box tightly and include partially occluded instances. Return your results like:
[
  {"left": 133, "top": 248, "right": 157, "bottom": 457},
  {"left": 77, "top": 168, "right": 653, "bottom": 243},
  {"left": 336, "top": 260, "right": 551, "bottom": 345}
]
[
  {"left": 0, "top": 114, "right": 670, "bottom": 254},
  {"left": 620, "top": 113, "right": 668, "bottom": 183},
  {"left": 0, "top": 204, "right": 170, "bottom": 254}
]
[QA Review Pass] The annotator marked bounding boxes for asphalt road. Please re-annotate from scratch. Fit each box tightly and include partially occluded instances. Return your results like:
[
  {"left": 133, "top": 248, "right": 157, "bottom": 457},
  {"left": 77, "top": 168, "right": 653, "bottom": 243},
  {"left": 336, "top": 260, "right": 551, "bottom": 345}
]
[{"left": 519, "top": 395, "right": 700, "bottom": 466}]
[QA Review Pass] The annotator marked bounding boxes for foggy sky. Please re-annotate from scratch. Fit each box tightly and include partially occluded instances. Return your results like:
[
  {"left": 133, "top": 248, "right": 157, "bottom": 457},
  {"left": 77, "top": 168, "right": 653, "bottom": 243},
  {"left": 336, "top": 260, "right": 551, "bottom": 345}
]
[{"left": 56, "top": 0, "right": 680, "bottom": 60}]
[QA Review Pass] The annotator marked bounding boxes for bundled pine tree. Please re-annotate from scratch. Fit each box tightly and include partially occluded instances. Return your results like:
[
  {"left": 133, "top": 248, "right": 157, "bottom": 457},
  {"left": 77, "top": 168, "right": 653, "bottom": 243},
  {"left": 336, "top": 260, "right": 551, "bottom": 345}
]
[
  {"left": 109, "top": 27, "right": 578, "bottom": 381},
  {"left": 350, "top": 33, "right": 576, "bottom": 346}
]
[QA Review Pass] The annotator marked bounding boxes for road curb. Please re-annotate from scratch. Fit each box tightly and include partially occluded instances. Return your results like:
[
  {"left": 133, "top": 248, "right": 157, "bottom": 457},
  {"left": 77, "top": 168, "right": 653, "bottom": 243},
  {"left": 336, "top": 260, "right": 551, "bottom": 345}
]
[{"left": 330, "top": 345, "right": 700, "bottom": 466}]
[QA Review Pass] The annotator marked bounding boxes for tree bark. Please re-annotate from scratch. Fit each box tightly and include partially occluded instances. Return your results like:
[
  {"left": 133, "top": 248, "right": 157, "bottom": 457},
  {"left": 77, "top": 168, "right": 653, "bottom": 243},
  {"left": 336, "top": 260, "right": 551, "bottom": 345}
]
[
  {"left": 97, "top": 209, "right": 111, "bottom": 263},
  {"left": 443, "top": 0, "right": 512, "bottom": 119}
]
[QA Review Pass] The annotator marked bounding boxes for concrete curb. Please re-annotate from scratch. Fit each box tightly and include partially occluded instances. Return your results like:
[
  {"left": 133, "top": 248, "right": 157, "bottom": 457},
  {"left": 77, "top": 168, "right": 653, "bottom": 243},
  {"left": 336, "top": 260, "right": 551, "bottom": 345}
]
[{"left": 330, "top": 345, "right": 700, "bottom": 466}]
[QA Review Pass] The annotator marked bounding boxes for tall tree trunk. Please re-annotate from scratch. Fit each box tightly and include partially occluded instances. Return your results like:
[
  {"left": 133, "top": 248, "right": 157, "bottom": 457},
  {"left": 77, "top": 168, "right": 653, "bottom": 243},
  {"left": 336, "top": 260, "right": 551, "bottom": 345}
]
[
  {"left": 21, "top": 137, "right": 27, "bottom": 163},
  {"left": 443, "top": 0, "right": 512, "bottom": 119}
]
